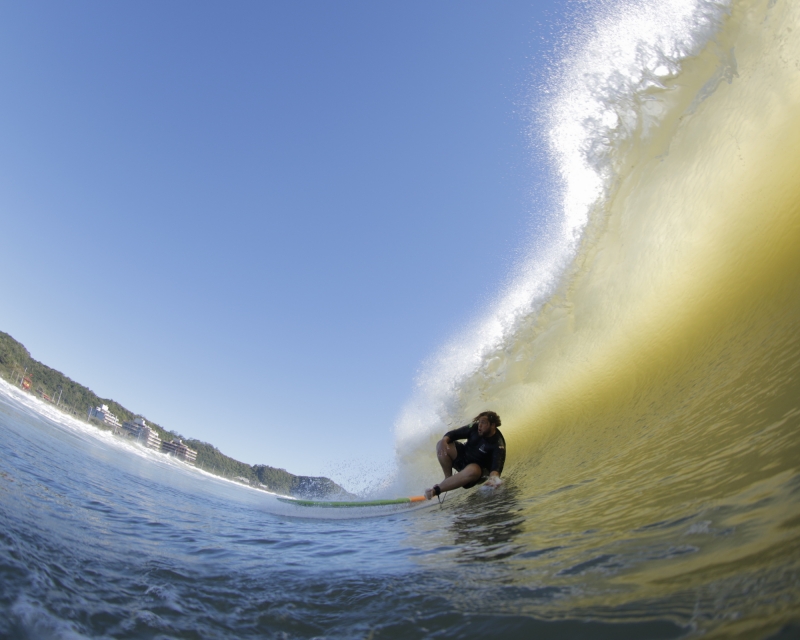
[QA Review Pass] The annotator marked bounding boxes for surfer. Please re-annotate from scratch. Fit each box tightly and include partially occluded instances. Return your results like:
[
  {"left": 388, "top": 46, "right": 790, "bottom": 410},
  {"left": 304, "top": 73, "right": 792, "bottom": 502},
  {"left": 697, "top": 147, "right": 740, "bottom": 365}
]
[{"left": 424, "top": 411, "right": 506, "bottom": 500}]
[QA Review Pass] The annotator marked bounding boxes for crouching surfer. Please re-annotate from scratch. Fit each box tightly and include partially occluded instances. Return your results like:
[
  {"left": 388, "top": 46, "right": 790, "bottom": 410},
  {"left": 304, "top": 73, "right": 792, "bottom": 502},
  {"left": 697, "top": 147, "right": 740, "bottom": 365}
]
[{"left": 424, "top": 411, "right": 506, "bottom": 500}]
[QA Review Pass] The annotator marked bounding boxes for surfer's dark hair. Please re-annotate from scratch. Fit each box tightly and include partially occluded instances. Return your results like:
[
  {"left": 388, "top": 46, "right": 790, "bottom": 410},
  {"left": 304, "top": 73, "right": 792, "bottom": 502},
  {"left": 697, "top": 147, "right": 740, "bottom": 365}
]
[{"left": 475, "top": 411, "right": 501, "bottom": 428}]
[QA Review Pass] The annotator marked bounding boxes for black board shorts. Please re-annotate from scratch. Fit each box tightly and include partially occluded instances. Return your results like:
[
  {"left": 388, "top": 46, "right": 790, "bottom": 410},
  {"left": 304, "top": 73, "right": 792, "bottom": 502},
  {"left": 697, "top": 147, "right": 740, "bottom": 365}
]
[{"left": 453, "top": 442, "right": 490, "bottom": 489}]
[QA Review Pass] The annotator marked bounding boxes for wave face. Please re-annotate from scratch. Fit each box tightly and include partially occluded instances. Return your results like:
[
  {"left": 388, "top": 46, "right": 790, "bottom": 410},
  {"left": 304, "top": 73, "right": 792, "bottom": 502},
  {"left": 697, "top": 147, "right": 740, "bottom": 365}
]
[{"left": 396, "top": 0, "right": 800, "bottom": 633}]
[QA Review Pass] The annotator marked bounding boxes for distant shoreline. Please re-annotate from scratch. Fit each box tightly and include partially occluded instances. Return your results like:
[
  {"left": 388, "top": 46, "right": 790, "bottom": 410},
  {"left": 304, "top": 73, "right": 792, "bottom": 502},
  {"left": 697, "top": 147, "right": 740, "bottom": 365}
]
[{"left": 0, "top": 330, "right": 351, "bottom": 499}]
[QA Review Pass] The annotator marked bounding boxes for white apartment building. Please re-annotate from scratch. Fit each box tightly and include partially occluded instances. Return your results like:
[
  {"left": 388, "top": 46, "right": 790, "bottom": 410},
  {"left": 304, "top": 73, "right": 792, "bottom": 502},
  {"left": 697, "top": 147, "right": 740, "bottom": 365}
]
[
  {"left": 161, "top": 438, "right": 198, "bottom": 465},
  {"left": 88, "top": 404, "right": 121, "bottom": 431},
  {"left": 121, "top": 417, "right": 162, "bottom": 450}
]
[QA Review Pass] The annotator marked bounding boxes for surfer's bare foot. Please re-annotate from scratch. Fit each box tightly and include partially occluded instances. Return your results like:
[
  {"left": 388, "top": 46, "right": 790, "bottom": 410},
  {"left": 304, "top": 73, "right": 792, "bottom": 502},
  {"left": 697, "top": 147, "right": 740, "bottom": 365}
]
[
  {"left": 424, "top": 485, "right": 441, "bottom": 500},
  {"left": 424, "top": 488, "right": 434, "bottom": 500}
]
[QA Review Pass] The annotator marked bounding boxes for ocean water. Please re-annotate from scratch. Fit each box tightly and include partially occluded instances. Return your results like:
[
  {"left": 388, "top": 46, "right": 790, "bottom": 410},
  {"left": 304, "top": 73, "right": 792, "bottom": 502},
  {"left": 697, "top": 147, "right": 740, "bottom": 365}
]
[{"left": 3, "top": 0, "right": 800, "bottom": 637}]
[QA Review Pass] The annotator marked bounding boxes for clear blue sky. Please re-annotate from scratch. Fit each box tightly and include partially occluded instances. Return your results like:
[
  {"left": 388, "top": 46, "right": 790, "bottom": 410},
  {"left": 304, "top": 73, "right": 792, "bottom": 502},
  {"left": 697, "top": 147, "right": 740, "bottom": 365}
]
[{"left": 0, "top": 1, "right": 567, "bottom": 481}]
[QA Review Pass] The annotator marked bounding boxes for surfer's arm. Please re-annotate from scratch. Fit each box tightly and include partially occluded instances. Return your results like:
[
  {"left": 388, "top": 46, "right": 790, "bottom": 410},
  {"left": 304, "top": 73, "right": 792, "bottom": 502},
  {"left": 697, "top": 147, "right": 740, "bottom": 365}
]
[
  {"left": 489, "top": 436, "right": 506, "bottom": 476},
  {"left": 443, "top": 425, "right": 471, "bottom": 443}
]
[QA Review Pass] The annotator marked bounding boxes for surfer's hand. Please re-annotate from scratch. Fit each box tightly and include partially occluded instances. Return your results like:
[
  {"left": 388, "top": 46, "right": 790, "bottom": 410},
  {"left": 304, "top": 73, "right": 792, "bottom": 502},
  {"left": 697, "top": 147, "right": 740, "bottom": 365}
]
[{"left": 485, "top": 475, "right": 503, "bottom": 488}]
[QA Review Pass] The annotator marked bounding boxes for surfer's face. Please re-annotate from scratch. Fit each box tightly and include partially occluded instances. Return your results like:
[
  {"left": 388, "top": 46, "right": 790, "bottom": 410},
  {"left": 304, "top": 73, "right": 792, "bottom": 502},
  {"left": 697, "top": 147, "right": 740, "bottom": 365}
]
[{"left": 477, "top": 416, "right": 493, "bottom": 437}]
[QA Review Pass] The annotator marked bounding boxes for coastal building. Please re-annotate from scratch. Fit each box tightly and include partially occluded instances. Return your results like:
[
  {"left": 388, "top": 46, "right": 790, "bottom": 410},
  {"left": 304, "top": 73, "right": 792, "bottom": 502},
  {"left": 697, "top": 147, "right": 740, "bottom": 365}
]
[
  {"left": 88, "top": 404, "right": 121, "bottom": 431},
  {"left": 161, "top": 438, "right": 197, "bottom": 465},
  {"left": 121, "top": 417, "right": 162, "bottom": 450}
]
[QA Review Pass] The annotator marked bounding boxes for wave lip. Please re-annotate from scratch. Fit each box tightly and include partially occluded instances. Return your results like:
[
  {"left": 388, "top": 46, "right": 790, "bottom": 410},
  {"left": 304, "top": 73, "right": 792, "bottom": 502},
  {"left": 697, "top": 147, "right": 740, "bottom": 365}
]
[{"left": 546, "top": 0, "right": 730, "bottom": 238}]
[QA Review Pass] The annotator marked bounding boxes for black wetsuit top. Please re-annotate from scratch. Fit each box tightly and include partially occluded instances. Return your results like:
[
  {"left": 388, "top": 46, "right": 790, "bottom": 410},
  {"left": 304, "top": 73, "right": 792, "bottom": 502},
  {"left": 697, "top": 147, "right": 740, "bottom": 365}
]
[{"left": 445, "top": 423, "right": 506, "bottom": 475}]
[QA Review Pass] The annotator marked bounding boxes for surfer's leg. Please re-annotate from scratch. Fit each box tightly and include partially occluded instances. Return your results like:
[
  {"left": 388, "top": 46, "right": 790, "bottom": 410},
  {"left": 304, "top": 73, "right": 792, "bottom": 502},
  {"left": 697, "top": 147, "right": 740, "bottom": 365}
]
[
  {"left": 436, "top": 438, "right": 458, "bottom": 478},
  {"left": 425, "top": 463, "right": 482, "bottom": 498}
]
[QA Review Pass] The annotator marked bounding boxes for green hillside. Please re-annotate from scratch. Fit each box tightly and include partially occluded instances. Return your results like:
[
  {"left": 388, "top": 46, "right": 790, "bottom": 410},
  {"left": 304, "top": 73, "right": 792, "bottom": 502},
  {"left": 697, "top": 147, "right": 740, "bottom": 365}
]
[{"left": 0, "top": 331, "right": 350, "bottom": 499}]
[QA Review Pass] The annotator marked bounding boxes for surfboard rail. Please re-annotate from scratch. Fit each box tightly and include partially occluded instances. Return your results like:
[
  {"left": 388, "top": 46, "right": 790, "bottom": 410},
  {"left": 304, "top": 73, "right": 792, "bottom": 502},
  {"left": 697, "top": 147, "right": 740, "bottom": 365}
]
[{"left": 277, "top": 495, "right": 427, "bottom": 508}]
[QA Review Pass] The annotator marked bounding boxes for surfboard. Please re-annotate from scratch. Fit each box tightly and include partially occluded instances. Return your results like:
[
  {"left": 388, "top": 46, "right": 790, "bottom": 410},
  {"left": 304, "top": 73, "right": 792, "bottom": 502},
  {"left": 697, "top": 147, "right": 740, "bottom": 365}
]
[{"left": 277, "top": 495, "right": 427, "bottom": 508}]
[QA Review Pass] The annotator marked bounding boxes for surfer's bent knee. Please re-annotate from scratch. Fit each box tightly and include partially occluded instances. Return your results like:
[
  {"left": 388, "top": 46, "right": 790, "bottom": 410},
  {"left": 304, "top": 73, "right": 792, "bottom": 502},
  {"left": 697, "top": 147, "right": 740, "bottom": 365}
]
[{"left": 464, "top": 463, "right": 482, "bottom": 480}]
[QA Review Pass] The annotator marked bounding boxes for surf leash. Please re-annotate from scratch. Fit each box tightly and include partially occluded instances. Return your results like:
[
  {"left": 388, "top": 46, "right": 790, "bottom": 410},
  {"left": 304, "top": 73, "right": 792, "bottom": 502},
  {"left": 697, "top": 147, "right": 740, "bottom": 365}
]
[{"left": 432, "top": 484, "right": 448, "bottom": 505}]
